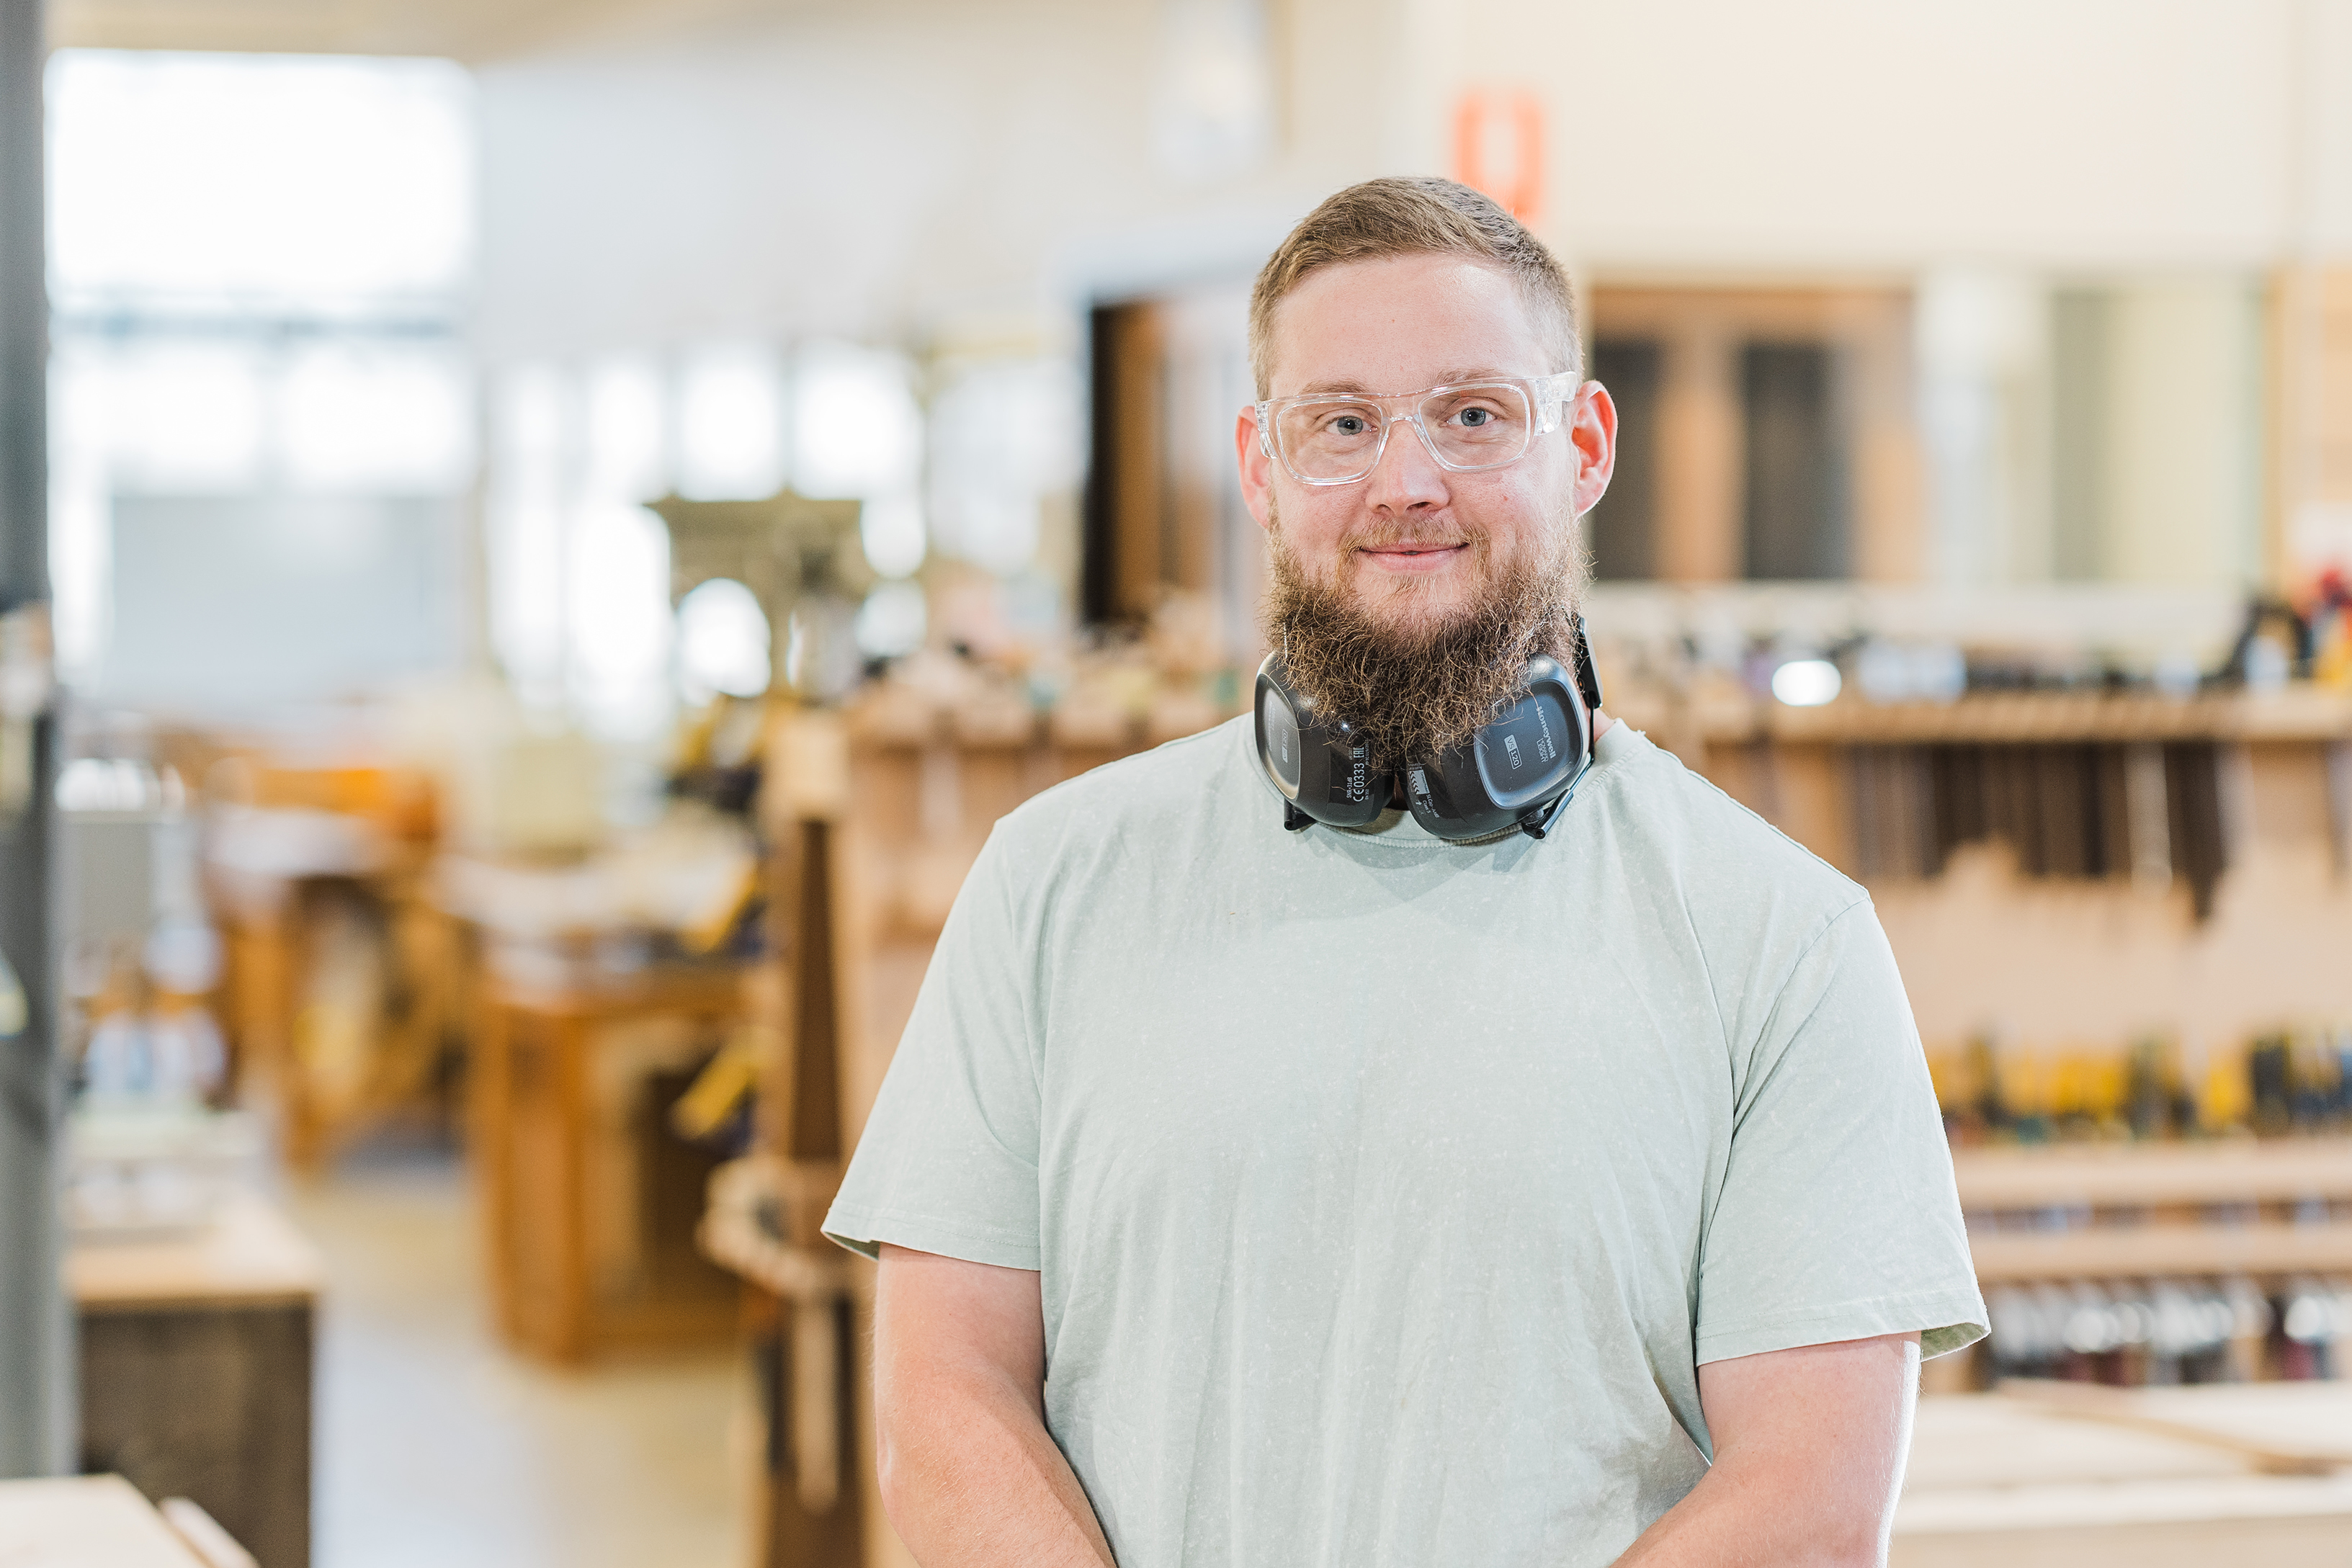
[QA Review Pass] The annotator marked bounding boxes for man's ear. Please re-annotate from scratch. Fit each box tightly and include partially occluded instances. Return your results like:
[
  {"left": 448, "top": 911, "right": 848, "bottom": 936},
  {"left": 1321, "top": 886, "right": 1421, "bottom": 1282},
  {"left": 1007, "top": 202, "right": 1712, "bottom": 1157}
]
[
  {"left": 1237, "top": 406, "right": 1275, "bottom": 532},
  {"left": 1568, "top": 382, "right": 1618, "bottom": 517}
]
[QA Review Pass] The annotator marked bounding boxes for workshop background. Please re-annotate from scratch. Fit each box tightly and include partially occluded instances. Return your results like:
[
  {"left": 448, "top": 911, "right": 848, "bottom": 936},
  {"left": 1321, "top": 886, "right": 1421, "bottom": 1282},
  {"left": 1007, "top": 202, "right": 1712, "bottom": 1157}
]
[{"left": 5, "top": 1, "right": 2352, "bottom": 1564}]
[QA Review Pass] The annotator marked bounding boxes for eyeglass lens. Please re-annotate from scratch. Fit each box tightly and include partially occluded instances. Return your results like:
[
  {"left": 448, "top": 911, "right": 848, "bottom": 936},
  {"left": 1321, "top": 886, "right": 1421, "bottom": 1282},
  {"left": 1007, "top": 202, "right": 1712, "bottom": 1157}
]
[{"left": 1274, "top": 383, "right": 1534, "bottom": 482}]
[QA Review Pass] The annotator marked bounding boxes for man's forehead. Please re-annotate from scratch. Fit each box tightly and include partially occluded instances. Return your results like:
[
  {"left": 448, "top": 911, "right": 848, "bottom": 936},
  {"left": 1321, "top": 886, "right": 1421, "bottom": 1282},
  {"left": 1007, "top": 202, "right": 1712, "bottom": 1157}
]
[{"left": 1266, "top": 254, "right": 1552, "bottom": 395}]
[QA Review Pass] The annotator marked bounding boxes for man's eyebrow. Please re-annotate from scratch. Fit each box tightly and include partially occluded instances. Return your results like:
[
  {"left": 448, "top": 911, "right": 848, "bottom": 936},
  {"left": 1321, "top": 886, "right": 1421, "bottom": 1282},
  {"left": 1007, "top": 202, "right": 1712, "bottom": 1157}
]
[{"left": 1282, "top": 369, "right": 1523, "bottom": 398}]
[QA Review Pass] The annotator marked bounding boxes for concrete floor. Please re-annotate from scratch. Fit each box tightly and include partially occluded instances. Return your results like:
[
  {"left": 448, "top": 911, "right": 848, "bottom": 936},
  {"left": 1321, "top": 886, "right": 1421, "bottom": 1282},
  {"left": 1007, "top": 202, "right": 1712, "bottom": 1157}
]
[{"left": 280, "top": 1146, "right": 749, "bottom": 1568}]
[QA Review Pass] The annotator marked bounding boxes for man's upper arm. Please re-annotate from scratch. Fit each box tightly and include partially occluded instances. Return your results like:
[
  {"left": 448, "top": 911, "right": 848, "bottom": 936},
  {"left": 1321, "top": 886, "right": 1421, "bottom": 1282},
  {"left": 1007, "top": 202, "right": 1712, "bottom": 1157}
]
[
  {"left": 875, "top": 1242, "right": 1045, "bottom": 1405},
  {"left": 1698, "top": 1334, "right": 1919, "bottom": 1526},
  {"left": 1702, "top": 1335, "right": 1919, "bottom": 1495}
]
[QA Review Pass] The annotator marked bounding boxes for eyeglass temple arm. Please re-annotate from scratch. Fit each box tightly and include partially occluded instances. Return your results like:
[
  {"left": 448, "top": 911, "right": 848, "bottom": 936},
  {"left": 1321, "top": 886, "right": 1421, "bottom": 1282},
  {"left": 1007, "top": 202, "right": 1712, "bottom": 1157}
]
[{"left": 1535, "top": 373, "right": 1583, "bottom": 435}]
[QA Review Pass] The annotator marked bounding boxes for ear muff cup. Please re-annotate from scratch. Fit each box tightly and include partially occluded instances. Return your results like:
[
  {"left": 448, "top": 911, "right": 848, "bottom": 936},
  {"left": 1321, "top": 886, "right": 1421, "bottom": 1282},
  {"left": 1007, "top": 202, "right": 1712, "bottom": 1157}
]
[
  {"left": 1253, "top": 654, "right": 1392, "bottom": 830},
  {"left": 1402, "top": 654, "right": 1591, "bottom": 841}
]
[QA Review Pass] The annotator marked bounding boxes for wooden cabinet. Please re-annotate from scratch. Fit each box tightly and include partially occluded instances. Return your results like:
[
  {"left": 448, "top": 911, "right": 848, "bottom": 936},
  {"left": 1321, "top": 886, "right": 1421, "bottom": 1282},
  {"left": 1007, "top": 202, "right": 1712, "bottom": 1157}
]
[
  {"left": 69, "top": 1195, "right": 321, "bottom": 1568},
  {"left": 471, "top": 968, "right": 745, "bottom": 1363}
]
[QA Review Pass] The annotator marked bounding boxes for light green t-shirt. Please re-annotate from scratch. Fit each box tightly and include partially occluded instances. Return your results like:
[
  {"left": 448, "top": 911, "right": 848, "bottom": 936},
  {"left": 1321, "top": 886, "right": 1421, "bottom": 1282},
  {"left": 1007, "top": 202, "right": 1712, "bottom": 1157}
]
[{"left": 826, "top": 717, "right": 1985, "bottom": 1567}]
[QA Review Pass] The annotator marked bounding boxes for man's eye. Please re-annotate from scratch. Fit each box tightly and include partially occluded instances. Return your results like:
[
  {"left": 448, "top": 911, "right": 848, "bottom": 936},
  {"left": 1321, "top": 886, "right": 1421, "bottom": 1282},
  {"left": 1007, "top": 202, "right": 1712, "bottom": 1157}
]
[
  {"left": 1457, "top": 406, "right": 1495, "bottom": 426},
  {"left": 1330, "top": 415, "right": 1369, "bottom": 436}
]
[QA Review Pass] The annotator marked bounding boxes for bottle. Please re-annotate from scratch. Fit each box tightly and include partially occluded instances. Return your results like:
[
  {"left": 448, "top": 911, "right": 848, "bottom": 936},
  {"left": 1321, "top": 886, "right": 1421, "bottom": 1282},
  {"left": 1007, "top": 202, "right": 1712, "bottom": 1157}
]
[
  {"left": 2008, "top": 1048, "right": 2052, "bottom": 1145},
  {"left": 2279, "top": 1276, "right": 2333, "bottom": 1380},
  {"left": 2221, "top": 1275, "right": 2271, "bottom": 1382},
  {"left": 1967, "top": 1032, "right": 2007, "bottom": 1136},
  {"left": 2249, "top": 1035, "right": 2293, "bottom": 1137},
  {"left": 2199, "top": 1045, "right": 2253, "bottom": 1137}
]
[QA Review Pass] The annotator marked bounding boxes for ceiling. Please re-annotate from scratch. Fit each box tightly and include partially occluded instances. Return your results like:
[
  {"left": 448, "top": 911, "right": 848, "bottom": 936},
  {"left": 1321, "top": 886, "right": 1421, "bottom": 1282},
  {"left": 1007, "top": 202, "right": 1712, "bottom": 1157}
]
[{"left": 48, "top": 0, "right": 767, "bottom": 63}]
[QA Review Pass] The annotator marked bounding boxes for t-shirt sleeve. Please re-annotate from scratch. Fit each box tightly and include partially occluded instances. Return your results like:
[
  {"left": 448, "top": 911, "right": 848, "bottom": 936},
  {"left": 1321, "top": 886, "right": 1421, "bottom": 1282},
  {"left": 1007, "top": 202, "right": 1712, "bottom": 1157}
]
[
  {"left": 823, "top": 825, "right": 1043, "bottom": 1270},
  {"left": 1694, "top": 900, "right": 1987, "bottom": 1364}
]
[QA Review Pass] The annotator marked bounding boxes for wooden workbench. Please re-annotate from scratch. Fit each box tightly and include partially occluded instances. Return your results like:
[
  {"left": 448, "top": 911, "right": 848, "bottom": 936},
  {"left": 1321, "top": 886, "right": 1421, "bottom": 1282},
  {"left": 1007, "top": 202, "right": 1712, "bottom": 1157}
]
[
  {"left": 0, "top": 1475, "right": 221, "bottom": 1567},
  {"left": 1895, "top": 1384, "right": 2352, "bottom": 1565},
  {"left": 471, "top": 965, "right": 746, "bottom": 1363},
  {"left": 69, "top": 1195, "right": 322, "bottom": 1568},
  {"left": 68, "top": 1193, "right": 323, "bottom": 1311}
]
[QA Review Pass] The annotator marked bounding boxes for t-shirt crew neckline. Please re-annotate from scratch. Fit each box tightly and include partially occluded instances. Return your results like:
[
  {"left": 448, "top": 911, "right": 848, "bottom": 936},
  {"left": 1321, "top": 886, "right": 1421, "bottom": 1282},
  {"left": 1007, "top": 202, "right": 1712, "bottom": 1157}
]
[{"left": 1321, "top": 719, "right": 1648, "bottom": 848}]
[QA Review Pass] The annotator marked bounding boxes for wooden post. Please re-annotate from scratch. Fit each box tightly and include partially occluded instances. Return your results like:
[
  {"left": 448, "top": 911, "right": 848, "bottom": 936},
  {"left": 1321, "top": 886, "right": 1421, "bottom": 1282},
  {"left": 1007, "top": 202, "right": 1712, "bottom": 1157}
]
[
  {"left": 550, "top": 1011, "right": 592, "bottom": 1364},
  {"left": 1654, "top": 317, "right": 1740, "bottom": 583},
  {"left": 759, "top": 710, "right": 864, "bottom": 1567},
  {"left": 471, "top": 989, "right": 521, "bottom": 1347}
]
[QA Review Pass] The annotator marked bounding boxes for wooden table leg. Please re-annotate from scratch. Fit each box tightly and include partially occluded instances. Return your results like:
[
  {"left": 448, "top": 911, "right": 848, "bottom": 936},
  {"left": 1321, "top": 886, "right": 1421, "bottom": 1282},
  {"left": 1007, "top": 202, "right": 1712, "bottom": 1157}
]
[
  {"left": 473, "top": 996, "right": 518, "bottom": 1347},
  {"left": 552, "top": 1010, "right": 591, "bottom": 1363}
]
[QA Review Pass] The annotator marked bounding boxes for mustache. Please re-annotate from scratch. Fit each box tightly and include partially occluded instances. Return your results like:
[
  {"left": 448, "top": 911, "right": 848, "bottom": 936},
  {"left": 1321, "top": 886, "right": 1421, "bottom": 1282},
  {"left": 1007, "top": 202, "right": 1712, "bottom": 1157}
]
[{"left": 1340, "top": 519, "right": 1477, "bottom": 553}]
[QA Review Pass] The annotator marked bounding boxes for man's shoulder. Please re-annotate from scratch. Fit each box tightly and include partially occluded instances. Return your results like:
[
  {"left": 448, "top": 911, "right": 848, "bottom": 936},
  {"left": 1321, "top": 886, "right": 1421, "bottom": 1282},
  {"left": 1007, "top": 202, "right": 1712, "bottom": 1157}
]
[{"left": 1587, "top": 727, "right": 1865, "bottom": 920}]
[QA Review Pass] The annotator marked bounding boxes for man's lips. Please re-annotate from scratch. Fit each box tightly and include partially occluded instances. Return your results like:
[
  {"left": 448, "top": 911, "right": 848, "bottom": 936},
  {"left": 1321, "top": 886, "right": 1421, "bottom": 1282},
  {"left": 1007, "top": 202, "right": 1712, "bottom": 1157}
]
[{"left": 1357, "top": 542, "right": 1470, "bottom": 572}]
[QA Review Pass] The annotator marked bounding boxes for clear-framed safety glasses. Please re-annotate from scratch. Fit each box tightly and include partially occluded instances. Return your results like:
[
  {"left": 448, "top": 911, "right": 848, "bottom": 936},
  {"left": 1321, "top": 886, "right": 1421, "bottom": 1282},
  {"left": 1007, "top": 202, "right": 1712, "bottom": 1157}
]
[{"left": 1255, "top": 371, "right": 1586, "bottom": 486}]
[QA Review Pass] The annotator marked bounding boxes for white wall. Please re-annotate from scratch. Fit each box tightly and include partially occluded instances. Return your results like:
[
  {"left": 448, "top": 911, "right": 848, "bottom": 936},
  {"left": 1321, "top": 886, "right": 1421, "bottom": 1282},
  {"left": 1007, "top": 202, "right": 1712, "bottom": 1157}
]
[
  {"left": 1457, "top": 0, "right": 2345, "bottom": 274},
  {"left": 2101, "top": 279, "right": 2266, "bottom": 587},
  {"left": 480, "top": 0, "right": 2352, "bottom": 354},
  {"left": 475, "top": 0, "right": 1402, "bottom": 362}
]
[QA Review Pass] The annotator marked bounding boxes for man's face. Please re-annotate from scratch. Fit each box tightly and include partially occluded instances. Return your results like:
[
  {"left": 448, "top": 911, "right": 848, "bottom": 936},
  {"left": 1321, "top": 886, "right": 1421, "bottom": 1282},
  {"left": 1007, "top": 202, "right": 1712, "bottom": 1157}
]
[{"left": 1236, "top": 253, "right": 1617, "bottom": 638}]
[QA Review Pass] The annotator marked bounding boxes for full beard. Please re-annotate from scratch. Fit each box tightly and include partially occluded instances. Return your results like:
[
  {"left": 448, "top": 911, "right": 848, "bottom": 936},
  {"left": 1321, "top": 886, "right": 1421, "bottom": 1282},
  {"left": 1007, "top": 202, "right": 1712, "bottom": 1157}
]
[{"left": 1263, "top": 509, "right": 1583, "bottom": 773}]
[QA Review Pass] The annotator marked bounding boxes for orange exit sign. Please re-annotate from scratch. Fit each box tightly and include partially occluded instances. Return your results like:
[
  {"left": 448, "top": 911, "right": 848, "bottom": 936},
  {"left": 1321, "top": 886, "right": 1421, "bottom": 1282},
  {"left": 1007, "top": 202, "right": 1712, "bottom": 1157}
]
[{"left": 1453, "top": 89, "right": 1543, "bottom": 223}]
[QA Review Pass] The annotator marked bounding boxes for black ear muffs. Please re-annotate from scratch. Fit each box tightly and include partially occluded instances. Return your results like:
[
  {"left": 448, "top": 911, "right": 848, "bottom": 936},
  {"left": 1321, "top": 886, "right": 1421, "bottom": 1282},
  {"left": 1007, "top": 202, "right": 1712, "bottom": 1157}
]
[
  {"left": 1253, "top": 655, "right": 1394, "bottom": 830},
  {"left": 1253, "top": 619, "right": 1604, "bottom": 843}
]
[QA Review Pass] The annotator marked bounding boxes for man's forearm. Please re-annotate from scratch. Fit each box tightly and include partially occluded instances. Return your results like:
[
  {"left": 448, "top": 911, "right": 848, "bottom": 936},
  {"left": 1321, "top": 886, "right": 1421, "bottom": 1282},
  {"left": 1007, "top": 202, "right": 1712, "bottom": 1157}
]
[
  {"left": 1608, "top": 1450, "right": 1881, "bottom": 1567},
  {"left": 877, "top": 1356, "right": 1114, "bottom": 1567},
  {"left": 1613, "top": 1335, "right": 1918, "bottom": 1568}
]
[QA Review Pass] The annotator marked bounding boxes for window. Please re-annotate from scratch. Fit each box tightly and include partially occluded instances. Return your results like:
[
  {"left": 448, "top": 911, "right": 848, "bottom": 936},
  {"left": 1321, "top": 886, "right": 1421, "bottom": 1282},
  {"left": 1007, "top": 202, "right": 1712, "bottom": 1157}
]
[{"left": 46, "top": 50, "right": 475, "bottom": 705}]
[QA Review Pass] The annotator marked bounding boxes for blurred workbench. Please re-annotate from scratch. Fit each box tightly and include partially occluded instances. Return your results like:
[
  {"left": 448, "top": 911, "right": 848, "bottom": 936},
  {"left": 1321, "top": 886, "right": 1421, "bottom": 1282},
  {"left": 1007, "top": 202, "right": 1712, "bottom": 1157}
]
[
  {"left": 68, "top": 1193, "right": 321, "bottom": 1568},
  {"left": 470, "top": 961, "right": 746, "bottom": 1363},
  {"left": 1896, "top": 1383, "right": 2352, "bottom": 1565},
  {"left": 439, "top": 815, "right": 764, "bottom": 1365},
  {"left": 206, "top": 761, "right": 460, "bottom": 1172},
  {"left": 0, "top": 1474, "right": 256, "bottom": 1567}
]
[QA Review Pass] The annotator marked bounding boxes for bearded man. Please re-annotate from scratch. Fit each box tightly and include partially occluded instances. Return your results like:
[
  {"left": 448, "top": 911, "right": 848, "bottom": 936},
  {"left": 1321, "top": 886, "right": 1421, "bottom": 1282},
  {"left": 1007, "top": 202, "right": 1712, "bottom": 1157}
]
[{"left": 826, "top": 178, "right": 1985, "bottom": 1568}]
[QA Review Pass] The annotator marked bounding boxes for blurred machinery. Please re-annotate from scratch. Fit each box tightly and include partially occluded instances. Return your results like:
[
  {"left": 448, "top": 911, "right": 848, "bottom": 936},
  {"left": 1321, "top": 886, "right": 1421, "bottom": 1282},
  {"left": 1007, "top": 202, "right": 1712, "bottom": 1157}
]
[{"left": 648, "top": 487, "right": 870, "bottom": 707}]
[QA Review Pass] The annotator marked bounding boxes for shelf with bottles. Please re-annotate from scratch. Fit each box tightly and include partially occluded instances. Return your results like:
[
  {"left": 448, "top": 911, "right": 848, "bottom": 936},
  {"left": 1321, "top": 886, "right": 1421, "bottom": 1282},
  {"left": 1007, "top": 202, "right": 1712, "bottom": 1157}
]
[
  {"left": 1971, "top": 1273, "right": 2352, "bottom": 1393},
  {"left": 1951, "top": 1133, "right": 2352, "bottom": 1300},
  {"left": 1931, "top": 1027, "right": 2352, "bottom": 1151},
  {"left": 1763, "top": 686, "right": 2352, "bottom": 745},
  {"left": 1607, "top": 681, "right": 2352, "bottom": 749},
  {"left": 1593, "top": 575, "right": 2352, "bottom": 748},
  {"left": 1923, "top": 1026, "right": 2352, "bottom": 1392},
  {"left": 1939, "top": 1196, "right": 2352, "bottom": 1389}
]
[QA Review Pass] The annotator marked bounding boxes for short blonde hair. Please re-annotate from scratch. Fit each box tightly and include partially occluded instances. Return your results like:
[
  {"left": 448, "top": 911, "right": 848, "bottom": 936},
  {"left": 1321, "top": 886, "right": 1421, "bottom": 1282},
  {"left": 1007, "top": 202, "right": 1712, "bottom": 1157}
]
[{"left": 1248, "top": 176, "right": 1580, "bottom": 398}]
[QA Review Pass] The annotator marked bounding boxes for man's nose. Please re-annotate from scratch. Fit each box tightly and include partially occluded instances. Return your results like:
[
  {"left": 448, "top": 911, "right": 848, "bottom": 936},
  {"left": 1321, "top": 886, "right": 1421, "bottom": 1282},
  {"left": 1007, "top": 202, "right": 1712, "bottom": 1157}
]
[{"left": 1363, "top": 415, "right": 1450, "bottom": 514}]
